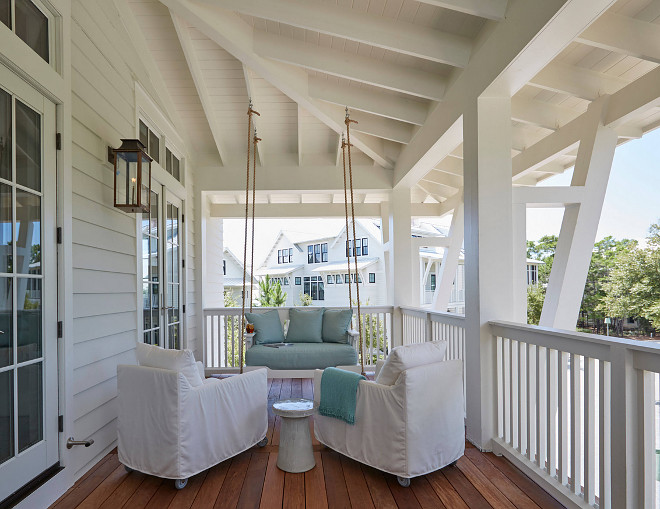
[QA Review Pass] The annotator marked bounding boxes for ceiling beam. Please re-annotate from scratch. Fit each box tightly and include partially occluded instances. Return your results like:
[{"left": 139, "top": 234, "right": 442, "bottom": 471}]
[
  {"left": 577, "top": 12, "right": 660, "bottom": 63},
  {"left": 424, "top": 169, "right": 463, "bottom": 189},
  {"left": 254, "top": 30, "right": 446, "bottom": 101},
  {"left": 393, "top": 0, "right": 617, "bottom": 188},
  {"left": 309, "top": 77, "right": 429, "bottom": 126},
  {"left": 528, "top": 62, "right": 629, "bottom": 101},
  {"left": 324, "top": 105, "right": 414, "bottom": 144},
  {"left": 414, "top": 0, "right": 507, "bottom": 20},
  {"left": 297, "top": 105, "right": 303, "bottom": 166},
  {"left": 419, "top": 179, "right": 460, "bottom": 198},
  {"left": 514, "top": 65, "right": 660, "bottom": 179},
  {"left": 196, "top": 0, "right": 472, "bottom": 66},
  {"left": 513, "top": 185, "right": 585, "bottom": 206},
  {"left": 161, "top": 0, "right": 393, "bottom": 168},
  {"left": 170, "top": 14, "right": 228, "bottom": 164},
  {"left": 511, "top": 96, "right": 581, "bottom": 130},
  {"left": 242, "top": 65, "right": 266, "bottom": 166}
]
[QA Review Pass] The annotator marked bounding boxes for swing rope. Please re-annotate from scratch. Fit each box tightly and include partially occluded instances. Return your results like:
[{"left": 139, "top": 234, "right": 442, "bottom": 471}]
[
  {"left": 341, "top": 134, "right": 352, "bottom": 310},
  {"left": 250, "top": 127, "right": 261, "bottom": 314},
  {"left": 240, "top": 100, "right": 260, "bottom": 374},
  {"left": 344, "top": 107, "right": 365, "bottom": 376}
]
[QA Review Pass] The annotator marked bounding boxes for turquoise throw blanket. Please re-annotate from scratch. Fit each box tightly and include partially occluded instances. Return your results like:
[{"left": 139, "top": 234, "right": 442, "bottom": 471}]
[{"left": 318, "top": 367, "right": 366, "bottom": 425}]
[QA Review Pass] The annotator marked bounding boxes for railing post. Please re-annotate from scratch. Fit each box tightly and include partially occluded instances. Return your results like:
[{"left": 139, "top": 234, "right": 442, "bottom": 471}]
[
  {"left": 425, "top": 312, "right": 432, "bottom": 342},
  {"left": 609, "top": 344, "right": 642, "bottom": 509}
]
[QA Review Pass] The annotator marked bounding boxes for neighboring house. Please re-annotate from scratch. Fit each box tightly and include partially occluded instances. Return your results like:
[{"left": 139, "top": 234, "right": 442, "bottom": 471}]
[{"left": 222, "top": 247, "right": 257, "bottom": 305}]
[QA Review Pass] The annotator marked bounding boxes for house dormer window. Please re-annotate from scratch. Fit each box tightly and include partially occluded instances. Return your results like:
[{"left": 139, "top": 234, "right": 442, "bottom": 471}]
[
  {"left": 307, "top": 243, "right": 327, "bottom": 264},
  {"left": 346, "top": 238, "right": 368, "bottom": 257},
  {"left": 278, "top": 248, "right": 293, "bottom": 264}
]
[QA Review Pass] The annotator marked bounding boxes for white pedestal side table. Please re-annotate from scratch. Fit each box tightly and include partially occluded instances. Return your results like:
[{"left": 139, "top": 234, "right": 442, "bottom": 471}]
[{"left": 272, "top": 398, "right": 316, "bottom": 473}]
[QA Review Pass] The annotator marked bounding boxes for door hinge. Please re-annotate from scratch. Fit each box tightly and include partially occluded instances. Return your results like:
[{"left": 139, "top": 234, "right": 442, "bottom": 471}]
[
  {"left": 182, "top": 259, "right": 185, "bottom": 269},
  {"left": 181, "top": 214, "right": 185, "bottom": 223},
  {"left": 57, "top": 321, "right": 63, "bottom": 339},
  {"left": 56, "top": 227, "right": 62, "bottom": 244},
  {"left": 182, "top": 304, "right": 186, "bottom": 314},
  {"left": 58, "top": 415, "right": 64, "bottom": 433},
  {"left": 56, "top": 133, "right": 62, "bottom": 150}
]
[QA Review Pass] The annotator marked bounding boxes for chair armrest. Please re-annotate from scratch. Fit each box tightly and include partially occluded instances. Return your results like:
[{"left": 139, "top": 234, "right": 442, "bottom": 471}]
[
  {"left": 374, "top": 360, "right": 385, "bottom": 379},
  {"left": 245, "top": 333, "right": 255, "bottom": 349},
  {"left": 196, "top": 361, "right": 205, "bottom": 380},
  {"left": 347, "top": 329, "right": 359, "bottom": 347}
]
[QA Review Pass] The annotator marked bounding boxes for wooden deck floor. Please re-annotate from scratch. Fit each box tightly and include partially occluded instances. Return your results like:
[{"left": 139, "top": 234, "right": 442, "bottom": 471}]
[{"left": 51, "top": 378, "right": 564, "bottom": 509}]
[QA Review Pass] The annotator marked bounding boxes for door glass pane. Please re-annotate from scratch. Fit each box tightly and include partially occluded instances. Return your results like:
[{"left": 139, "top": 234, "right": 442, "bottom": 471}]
[
  {"left": 142, "top": 282, "right": 150, "bottom": 332},
  {"left": 17, "top": 278, "right": 40, "bottom": 363},
  {"left": 0, "top": 278, "right": 11, "bottom": 368},
  {"left": 172, "top": 245, "right": 178, "bottom": 284},
  {"left": 149, "top": 192, "right": 158, "bottom": 282},
  {"left": 0, "top": 184, "right": 12, "bottom": 273},
  {"left": 0, "top": 89, "right": 10, "bottom": 181},
  {"left": 15, "top": 101, "right": 41, "bottom": 192},
  {"left": 15, "top": 191, "right": 40, "bottom": 274},
  {"left": 172, "top": 205, "right": 178, "bottom": 244},
  {"left": 0, "top": 370, "right": 13, "bottom": 464},
  {"left": 152, "top": 329, "right": 159, "bottom": 347},
  {"left": 17, "top": 362, "right": 42, "bottom": 452},
  {"left": 15, "top": 0, "right": 48, "bottom": 63},
  {"left": 169, "top": 324, "right": 179, "bottom": 350},
  {"left": 151, "top": 286, "right": 159, "bottom": 329}
]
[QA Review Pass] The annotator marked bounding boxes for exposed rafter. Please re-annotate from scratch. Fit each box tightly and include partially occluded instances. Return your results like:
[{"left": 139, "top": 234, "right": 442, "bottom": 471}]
[
  {"left": 324, "top": 105, "right": 413, "bottom": 144},
  {"left": 253, "top": 30, "right": 447, "bottom": 101},
  {"left": 415, "top": 0, "right": 507, "bottom": 20},
  {"left": 393, "top": 0, "right": 618, "bottom": 188},
  {"left": 196, "top": 0, "right": 472, "bottom": 66},
  {"left": 308, "top": 77, "right": 429, "bottom": 126},
  {"left": 161, "top": 0, "right": 393, "bottom": 168},
  {"left": 528, "top": 62, "right": 628, "bottom": 101},
  {"left": 511, "top": 96, "right": 581, "bottom": 130},
  {"left": 241, "top": 65, "right": 265, "bottom": 167},
  {"left": 577, "top": 12, "right": 660, "bottom": 64}
]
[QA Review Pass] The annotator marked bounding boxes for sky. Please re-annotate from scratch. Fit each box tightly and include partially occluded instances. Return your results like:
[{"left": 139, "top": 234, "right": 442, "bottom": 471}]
[{"left": 224, "top": 128, "right": 660, "bottom": 267}]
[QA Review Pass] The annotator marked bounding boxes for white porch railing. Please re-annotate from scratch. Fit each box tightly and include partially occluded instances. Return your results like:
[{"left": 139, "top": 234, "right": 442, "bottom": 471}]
[
  {"left": 491, "top": 321, "right": 660, "bottom": 509},
  {"left": 203, "top": 306, "right": 394, "bottom": 370},
  {"left": 400, "top": 307, "right": 466, "bottom": 409}
]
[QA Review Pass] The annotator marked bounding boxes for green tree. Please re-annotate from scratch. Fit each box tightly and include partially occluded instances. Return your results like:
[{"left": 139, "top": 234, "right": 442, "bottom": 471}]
[
  {"left": 223, "top": 290, "right": 239, "bottom": 307},
  {"left": 257, "top": 275, "right": 287, "bottom": 307},
  {"left": 298, "top": 292, "right": 313, "bottom": 306},
  {"left": 527, "top": 283, "right": 545, "bottom": 325},
  {"left": 527, "top": 235, "right": 557, "bottom": 285}
]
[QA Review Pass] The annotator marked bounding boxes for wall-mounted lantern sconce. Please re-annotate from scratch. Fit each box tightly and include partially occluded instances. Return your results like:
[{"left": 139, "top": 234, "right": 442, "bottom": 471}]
[{"left": 111, "top": 139, "right": 152, "bottom": 213}]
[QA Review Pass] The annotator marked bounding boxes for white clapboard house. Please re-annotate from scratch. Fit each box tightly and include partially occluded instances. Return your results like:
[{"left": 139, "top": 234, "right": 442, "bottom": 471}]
[{"left": 0, "top": 0, "right": 658, "bottom": 508}]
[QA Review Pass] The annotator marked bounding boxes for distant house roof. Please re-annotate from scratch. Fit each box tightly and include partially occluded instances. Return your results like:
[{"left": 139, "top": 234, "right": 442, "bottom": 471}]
[
  {"left": 311, "top": 257, "right": 379, "bottom": 273},
  {"left": 254, "top": 265, "right": 303, "bottom": 276},
  {"left": 223, "top": 247, "right": 252, "bottom": 279},
  {"left": 224, "top": 278, "right": 258, "bottom": 288}
]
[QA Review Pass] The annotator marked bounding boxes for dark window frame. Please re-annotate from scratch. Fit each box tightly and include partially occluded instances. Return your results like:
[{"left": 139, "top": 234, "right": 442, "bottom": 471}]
[{"left": 369, "top": 272, "right": 375, "bottom": 284}]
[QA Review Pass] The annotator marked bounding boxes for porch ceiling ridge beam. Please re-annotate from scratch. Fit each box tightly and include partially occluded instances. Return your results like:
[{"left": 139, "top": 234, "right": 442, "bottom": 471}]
[
  {"left": 511, "top": 96, "right": 582, "bottom": 130},
  {"left": 324, "top": 104, "right": 414, "bottom": 144},
  {"left": 195, "top": 0, "right": 472, "bottom": 67},
  {"left": 195, "top": 163, "right": 393, "bottom": 192},
  {"left": 253, "top": 30, "right": 447, "bottom": 101},
  {"left": 160, "top": 0, "right": 393, "bottom": 169},
  {"left": 393, "top": 0, "right": 617, "bottom": 188},
  {"left": 576, "top": 12, "right": 660, "bottom": 64},
  {"left": 308, "top": 77, "right": 429, "bottom": 126},
  {"left": 413, "top": 236, "right": 451, "bottom": 248},
  {"left": 242, "top": 65, "right": 265, "bottom": 167},
  {"left": 512, "top": 185, "right": 585, "bottom": 206},
  {"left": 528, "top": 62, "right": 629, "bottom": 101},
  {"left": 513, "top": 65, "right": 660, "bottom": 178},
  {"left": 414, "top": 0, "right": 508, "bottom": 20},
  {"left": 171, "top": 14, "right": 229, "bottom": 166}
]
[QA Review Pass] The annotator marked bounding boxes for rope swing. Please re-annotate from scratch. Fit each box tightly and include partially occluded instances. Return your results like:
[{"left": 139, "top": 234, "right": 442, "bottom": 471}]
[
  {"left": 240, "top": 100, "right": 260, "bottom": 374},
  {"left": 342, "top": 107, "right": 365, "bottom": 376}
]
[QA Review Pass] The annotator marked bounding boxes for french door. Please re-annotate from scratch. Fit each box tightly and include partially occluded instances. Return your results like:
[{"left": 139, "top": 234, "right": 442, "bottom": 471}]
[
  {"left": 0, "top": 70, "right": 58, "bottom": 501},
  {"left": 142, "top": 184, "right": 183, "bottom": 350}
]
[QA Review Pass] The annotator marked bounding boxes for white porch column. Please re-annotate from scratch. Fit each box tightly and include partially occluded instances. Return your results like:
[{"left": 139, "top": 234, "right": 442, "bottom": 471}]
[
  {"left": 463, "top": 96, "right": 514, "bottom": 450},
  {"left": 390, "top": 186, "right": 413, "bottom": 346},
  {"left": 380, "top": 201, "right": 393, "bottom": 306},
  {"left": 202, "top": 195, "right": 225, "bottom": 309},
  {"left": 512, "top": 203, "right": 527, "bottom": 323},
  {"left": 540, "top": 100, "right": 617, "bottom": 329},
  {"left": 432, "top": 201, "right": 464, "bottom": 311}
]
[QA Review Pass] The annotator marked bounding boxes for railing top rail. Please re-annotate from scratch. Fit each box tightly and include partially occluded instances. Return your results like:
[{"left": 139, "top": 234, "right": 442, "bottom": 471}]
[
  {"left": 399, "top": 306, "right": 466, "bottom": 327},
  {"left": 490, "top": 320, "right": 660, "bottom": 362},
  {"left": 204, "top": 305, "right": 394, "bottom": 314}
]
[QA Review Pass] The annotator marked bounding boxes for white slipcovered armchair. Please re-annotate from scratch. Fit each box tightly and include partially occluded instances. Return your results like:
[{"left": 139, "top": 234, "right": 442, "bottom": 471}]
[
  {"left": 313, "top": 341, "right": 464, "bottom": 486},
  {"left": 117, "top": 348, "right": 268, "bottom": 489}
]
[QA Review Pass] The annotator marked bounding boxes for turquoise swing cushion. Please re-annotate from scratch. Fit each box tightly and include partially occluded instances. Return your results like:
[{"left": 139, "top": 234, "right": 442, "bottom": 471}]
[
  {"left": 322, "top": 309, "right": 353, "bottom": 343},
  {"left": 244, "top": 309, "right": 285, "bottom": 344},
  {"left": 286, "top": 308, "right": 324, "bottom": 343}
]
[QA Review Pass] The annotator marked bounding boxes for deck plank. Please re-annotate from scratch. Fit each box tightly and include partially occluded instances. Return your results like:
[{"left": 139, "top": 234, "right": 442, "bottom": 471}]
[{"left": 50, "top": 378, "right": 565, "bottom": 509}]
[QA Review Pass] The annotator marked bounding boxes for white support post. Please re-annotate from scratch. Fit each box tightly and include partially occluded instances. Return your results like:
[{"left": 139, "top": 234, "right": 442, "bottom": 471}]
[
  {"left": 464, "top": 96, "right": 514, "bottom": 450},
  {"left": 390, "top": 187, "right": 413, "bottom": 346},
  {"left": 203, "top": 197, "right": 225, "bottom": 309},
  {"left": 432, "top": 201, "right": 464, "bottom": 311},
  {"left": 540, "top": 100, "right": 617, "bottom": 329},
  {"left": 380, "top": 202, "right": 393, "bottom": 306},
  {"left": 512, "top": 203, "right": 527, "bottom": 323}
]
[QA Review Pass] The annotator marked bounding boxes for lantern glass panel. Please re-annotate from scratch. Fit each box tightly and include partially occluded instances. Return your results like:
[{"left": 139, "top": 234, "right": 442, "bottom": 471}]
[{"left": 115, "top": 150, "right": 139, "bottom": 207}]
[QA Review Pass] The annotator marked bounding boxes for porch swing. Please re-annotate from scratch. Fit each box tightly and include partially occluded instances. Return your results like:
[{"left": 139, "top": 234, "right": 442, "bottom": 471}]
[{"left": 241, "top": 107, "right": 365, "bottom": 377}]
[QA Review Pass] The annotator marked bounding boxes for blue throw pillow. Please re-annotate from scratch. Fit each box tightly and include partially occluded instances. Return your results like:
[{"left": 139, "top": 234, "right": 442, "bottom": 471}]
[
  {"left": 244, "top": 309, "right": 285, "bottom": 344},
  {"left": 286, "top": 308, "right": 324, "bottom": 343},
  {"left": 322, "top": 309, "right": 353, "bottom": 343}
]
